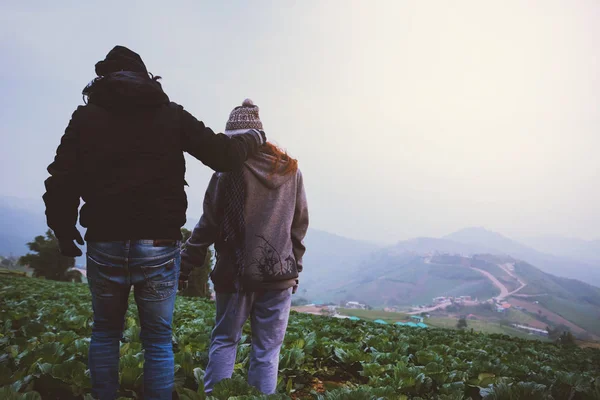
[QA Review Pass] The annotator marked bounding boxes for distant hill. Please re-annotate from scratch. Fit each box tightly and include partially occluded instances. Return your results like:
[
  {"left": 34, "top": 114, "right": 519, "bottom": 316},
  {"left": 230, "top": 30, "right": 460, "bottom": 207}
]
[
  {"left": 323, "top": 249, "right": 500, "bottom": 307},
  {"left": 522, "top": 235, "right": 600, "bottom": 264},
  {"left": 323, "top": 247, "right": 600, "bottom": 336},
  {"left": 0, "top": 197, "right": 47, "bottom": 256},
  {"left": 444, "top": 227, "right": 600, "bottom": 287},
  {"left": 298, "top": 229, "right": 379, "bottom": 299}
]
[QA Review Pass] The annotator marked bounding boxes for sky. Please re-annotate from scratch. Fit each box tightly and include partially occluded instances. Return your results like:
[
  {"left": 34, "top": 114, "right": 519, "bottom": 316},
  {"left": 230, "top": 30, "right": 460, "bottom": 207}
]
[{"left": 1, "top": 0, "right": 599, "bottom": 244}]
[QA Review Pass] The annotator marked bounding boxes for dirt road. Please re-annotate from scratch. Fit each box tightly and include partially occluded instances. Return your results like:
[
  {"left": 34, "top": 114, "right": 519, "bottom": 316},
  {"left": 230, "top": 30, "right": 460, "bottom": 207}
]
[
  {"left": 409, "top": 260, "right": 528, "bottom": 314},
  {"left": 471, "top": 265, "right": 527, "bottom": 301},
  {"left": 471, "top": 268, "right": 509, "bottom": 299},
  {"left": 407, "top": 300, "right": 451, "bottom": 315}
]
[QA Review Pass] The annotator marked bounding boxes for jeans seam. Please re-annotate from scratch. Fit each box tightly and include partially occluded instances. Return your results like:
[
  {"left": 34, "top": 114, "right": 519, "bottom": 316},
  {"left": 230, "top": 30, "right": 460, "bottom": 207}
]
[
  {"left": 87, "top": 253, "right": 118, "bottom": 268},
  {"left": 87, "top": 248, "right": 127, "bottom": 264},
  {"left": 132, "top": 248, "right": 180, "bottom": 262}
]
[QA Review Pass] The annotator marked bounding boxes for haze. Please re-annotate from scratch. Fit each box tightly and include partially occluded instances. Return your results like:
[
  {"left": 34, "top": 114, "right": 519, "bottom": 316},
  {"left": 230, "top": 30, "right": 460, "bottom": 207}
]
[{"left": 1, "top": 0, "right": 598, "bottom": 243}]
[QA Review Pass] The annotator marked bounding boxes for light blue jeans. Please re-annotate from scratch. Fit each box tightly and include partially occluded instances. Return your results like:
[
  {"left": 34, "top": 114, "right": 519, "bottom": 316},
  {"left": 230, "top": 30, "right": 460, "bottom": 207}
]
[
  {"left": 204, "top": 288, "right": 293, "bottom": 394},
  {"left": 86, "top": 240, "right": 180, "bottom": 400}
]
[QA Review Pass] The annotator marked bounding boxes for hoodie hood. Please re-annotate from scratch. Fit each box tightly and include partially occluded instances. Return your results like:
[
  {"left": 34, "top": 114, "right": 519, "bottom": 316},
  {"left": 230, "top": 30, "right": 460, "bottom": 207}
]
[
  {"left": 95, "top": 45, "right": 148, "bottom": 77},
  {"left": 84, "top": 71, "right": 169, "bottom": 110},
  {"left": 244, "top": 150, "right": 296, "bottom": 189}
]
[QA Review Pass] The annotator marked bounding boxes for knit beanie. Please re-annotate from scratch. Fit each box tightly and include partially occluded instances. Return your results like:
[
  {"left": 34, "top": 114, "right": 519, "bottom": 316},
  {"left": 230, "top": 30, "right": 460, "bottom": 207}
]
[
  {"left": 224, "top": 99, "right": 263, "bottom": 135},
  {"left": 95, "top": 45, "right": 148, "bottom": 77}
]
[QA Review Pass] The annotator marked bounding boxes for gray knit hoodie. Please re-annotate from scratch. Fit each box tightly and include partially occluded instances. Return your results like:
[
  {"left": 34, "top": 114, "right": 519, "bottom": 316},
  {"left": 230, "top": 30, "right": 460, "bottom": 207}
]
[{"left": 181, "top": 149, "right": 309, "bottom": 292}]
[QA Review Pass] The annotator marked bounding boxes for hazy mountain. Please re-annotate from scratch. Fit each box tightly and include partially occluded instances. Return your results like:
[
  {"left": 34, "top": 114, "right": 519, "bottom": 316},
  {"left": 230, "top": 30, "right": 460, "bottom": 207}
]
[
  {"left": 325, "top": 250, "right": 500, "bottom": 307},
  {"left": 392, "top": 237, "right": 495, "bottom": 255},
  {"left": 0, "top": 197, "right": 47, "bottom": 256},
  {"left": 521, "top": 235, "right": 600, "bottom": 264},
  {"left": 298, "top": 229, "right": 380, "bottom": 299},
  {"left": 444, "top": 227, "right": 534, "bottom": 256},
  {"left": 444, "top": 227, "right": 600, "bottom": 287}
]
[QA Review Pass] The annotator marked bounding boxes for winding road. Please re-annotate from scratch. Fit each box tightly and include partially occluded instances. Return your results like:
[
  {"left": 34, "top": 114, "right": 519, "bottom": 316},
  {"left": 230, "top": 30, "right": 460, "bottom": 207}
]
[
  {"left": 470, "top": 264, "right": 527, "bottom": 301},
  {"left": 408, "top": 262, "right": 528, "bottom": 314}
]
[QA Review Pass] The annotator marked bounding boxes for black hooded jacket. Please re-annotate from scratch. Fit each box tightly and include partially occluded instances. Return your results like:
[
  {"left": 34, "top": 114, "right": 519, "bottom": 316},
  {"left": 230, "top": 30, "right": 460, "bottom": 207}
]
[{"left": 43, "top": 72, "right": 264, "bottom": 241}]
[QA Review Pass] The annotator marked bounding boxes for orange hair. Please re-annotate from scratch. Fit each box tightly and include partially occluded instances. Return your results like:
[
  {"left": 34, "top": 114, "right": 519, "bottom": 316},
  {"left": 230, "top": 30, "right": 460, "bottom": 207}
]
[{"left": 264, "top": 142, "right": 298, "bottom": 177}]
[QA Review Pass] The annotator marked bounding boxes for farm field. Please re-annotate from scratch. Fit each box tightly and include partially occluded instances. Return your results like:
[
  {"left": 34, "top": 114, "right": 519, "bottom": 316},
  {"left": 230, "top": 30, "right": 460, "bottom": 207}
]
[
  {"left": 424, "top": 317, "right": 548, "bottom": 341},
  {"left": 1, "top": 276, "right": 600, "bottom": 399},
  {"left": 336, "top": 308, "right": 408, "bottom": 323}
]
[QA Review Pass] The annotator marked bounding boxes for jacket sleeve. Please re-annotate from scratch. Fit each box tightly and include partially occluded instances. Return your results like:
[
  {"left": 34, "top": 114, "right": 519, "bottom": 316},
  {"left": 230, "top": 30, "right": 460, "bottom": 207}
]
[
  {"left": 181, "top": 173, "right": 221, "bottom": 276},
  {"left": 177, "top": 105, "right": 264, "bottom": 172},
  {"left": 291, "top": 170, "right": 309, "bottom": 275},
  {"left": 42, "top": 108, "right": 82, "bottom": 240}
]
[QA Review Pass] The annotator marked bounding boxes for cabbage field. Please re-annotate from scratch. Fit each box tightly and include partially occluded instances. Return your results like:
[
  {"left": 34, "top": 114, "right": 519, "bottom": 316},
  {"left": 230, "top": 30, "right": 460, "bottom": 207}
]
[{"left": 1, "top": 276, "right": 599, "bottom": 399}]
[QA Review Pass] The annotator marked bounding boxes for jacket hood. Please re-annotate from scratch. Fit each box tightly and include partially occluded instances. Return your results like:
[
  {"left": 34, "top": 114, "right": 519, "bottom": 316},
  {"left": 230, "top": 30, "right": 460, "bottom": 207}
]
[
  {"left": 244, "top": 150, "right": 296, "bottom": 189},
  {"left": 85, "top": 71, "right": 169, "bottom": 110}
]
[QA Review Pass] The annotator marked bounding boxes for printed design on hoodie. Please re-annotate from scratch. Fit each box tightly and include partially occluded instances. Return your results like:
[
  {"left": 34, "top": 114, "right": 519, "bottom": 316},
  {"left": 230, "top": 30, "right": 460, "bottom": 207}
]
[{"left": 249, "top": 235, "right": 296, "bottom": 280}]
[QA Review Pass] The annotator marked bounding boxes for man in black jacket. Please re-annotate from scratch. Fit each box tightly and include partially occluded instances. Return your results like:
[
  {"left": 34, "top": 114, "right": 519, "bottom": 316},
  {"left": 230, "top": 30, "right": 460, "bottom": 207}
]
[{"left": 42, "top": 46, "right": 266, "bottom": 400}]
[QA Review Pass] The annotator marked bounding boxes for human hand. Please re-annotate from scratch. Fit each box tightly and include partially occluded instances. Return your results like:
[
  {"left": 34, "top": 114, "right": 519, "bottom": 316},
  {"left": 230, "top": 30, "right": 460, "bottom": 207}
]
[
  {"left": 178, "top": 277, "right": 189, "bottom": 292},
  {"left": 58, "top": 228, "right": 84, "bottom": 257}
]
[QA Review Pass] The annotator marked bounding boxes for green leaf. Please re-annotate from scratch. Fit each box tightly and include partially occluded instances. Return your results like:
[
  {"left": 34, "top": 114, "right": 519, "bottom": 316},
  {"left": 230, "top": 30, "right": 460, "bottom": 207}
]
[
  {"left": 177, "top": 387, "right": 205, "bottom": 400},
  {"left": 0, "top": 386, "right": 41, "bottom": 400},
  {"left": 193, "top": 367, "right": 205, "bottom": 394},
  {"left": 119, "top": 353, "right": 143, "bottom": 390},
  {"left": 175, "top": 351, "right": 195, "bottom": 378},
  {"left": 210, "top": 375, "right": 261, "bottom": 398},
  {"left": 50, "top": 360, "right": 90, "bottom": 390}
]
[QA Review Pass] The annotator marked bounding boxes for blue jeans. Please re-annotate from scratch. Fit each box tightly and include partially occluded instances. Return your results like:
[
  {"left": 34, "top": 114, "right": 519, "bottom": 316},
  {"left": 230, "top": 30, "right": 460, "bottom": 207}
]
[
  {"left": 86, "top": 240, "right": 180, "bottom": 400},
  {"left": 204, "top": 288, "right": 292, "bottom": 394}
]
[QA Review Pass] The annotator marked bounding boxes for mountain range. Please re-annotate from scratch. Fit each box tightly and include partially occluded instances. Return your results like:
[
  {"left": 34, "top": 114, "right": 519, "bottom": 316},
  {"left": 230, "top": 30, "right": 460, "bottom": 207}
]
[
  {"left": 2, "top": 196, "right": 599, "bottom": 284},
  {"left": 2, "top": 196, "right": 599, "bottom": 318},
  {"left": 298, "top": 228, "right": 600, "bottom": 338}
]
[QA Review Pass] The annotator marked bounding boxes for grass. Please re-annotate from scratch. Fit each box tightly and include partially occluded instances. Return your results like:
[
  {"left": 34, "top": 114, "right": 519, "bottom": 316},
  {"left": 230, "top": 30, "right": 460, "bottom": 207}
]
[
  {"left": 426, "top": 316, "right": 550, "bottom": 341},
  {"left": 505, "top": 308, "right": 541, "bottom": 325},
  {"left": 337, "top": 308, "right": 408, "bottom": 323},
  {"left": 538, "top": 296, "right": 600, "bottom": 336},
  {"left": 337, "top": 307, "right": 551, "bottom": 341}
]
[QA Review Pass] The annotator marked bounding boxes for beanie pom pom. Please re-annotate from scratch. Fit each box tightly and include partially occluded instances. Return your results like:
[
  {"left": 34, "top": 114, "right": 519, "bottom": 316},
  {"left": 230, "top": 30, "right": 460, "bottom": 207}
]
[{"left": 242, "top": 98, "right": 255, "bottom": 107}]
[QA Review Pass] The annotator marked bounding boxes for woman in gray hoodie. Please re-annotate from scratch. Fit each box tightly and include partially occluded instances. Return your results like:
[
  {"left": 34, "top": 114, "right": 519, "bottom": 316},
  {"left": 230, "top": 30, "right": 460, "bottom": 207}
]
[{"left": 180, "top": 99, "right": 309, "bottom": 394}]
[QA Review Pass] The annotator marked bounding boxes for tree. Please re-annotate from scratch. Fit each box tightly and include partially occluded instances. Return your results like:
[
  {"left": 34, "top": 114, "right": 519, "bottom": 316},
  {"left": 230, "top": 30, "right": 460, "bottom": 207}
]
[
  {"left": 547, "top": 324, "right": 574, "bottom": 344},
  {"left": 291, "top": 297, "right": 309, "bottom": 307},
  {"left": 179, "top": 228, "right": 214, "bottom": 298},
  {"left": 556, "top": 331, "right": 576, "bottom": 346},
  {"left": 18, "top": 230, "right": 82, "bottom": 282},
  {"left": 457, "top": 317, "right": 468, "bottom": 329}
]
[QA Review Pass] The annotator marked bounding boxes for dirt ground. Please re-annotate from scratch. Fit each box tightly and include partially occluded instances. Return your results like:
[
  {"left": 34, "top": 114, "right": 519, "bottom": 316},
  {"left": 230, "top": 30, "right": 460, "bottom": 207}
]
[
  {"left": 508, "top": 297, "right": 587, "bottom": 334},
  {"left": 292, "top": 305, "right": 326, "bottom": 315}
]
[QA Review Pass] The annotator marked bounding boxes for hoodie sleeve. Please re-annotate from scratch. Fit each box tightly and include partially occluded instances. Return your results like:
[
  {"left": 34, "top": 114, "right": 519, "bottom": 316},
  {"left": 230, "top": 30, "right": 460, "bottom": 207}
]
[
  {"left": 43, "top": 108, "right": 82, "bottom": 240},
  {"left": 176, "top": 105, "right": 264, "bottom": 172},
  {"left": 181, "top": 173, "right": 221, "bottom": 277},
  {"left": 291, "top": 170, "right": 309, "bottom": 275}
]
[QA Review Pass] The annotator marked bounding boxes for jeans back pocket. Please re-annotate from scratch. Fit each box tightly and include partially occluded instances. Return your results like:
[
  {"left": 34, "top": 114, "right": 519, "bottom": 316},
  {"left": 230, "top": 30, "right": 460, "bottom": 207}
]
[{"left": 138, "top": 257, "right": 179, "bottom": 301}]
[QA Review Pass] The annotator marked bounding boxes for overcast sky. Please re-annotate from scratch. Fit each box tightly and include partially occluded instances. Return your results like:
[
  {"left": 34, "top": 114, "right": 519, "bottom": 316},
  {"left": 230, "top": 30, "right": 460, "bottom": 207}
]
[{"left": 1, "top": 0, "right": 598, "bottom": 243}]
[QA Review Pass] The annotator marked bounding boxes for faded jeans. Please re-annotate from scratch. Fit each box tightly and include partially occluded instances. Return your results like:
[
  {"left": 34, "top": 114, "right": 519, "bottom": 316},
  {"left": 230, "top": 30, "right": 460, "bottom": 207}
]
[
  {"left": 86, "top": 240, "right": 180, "bottom": 400},
  {"left": 204, "top": 288, "right": 293, "bottom": 394}
]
